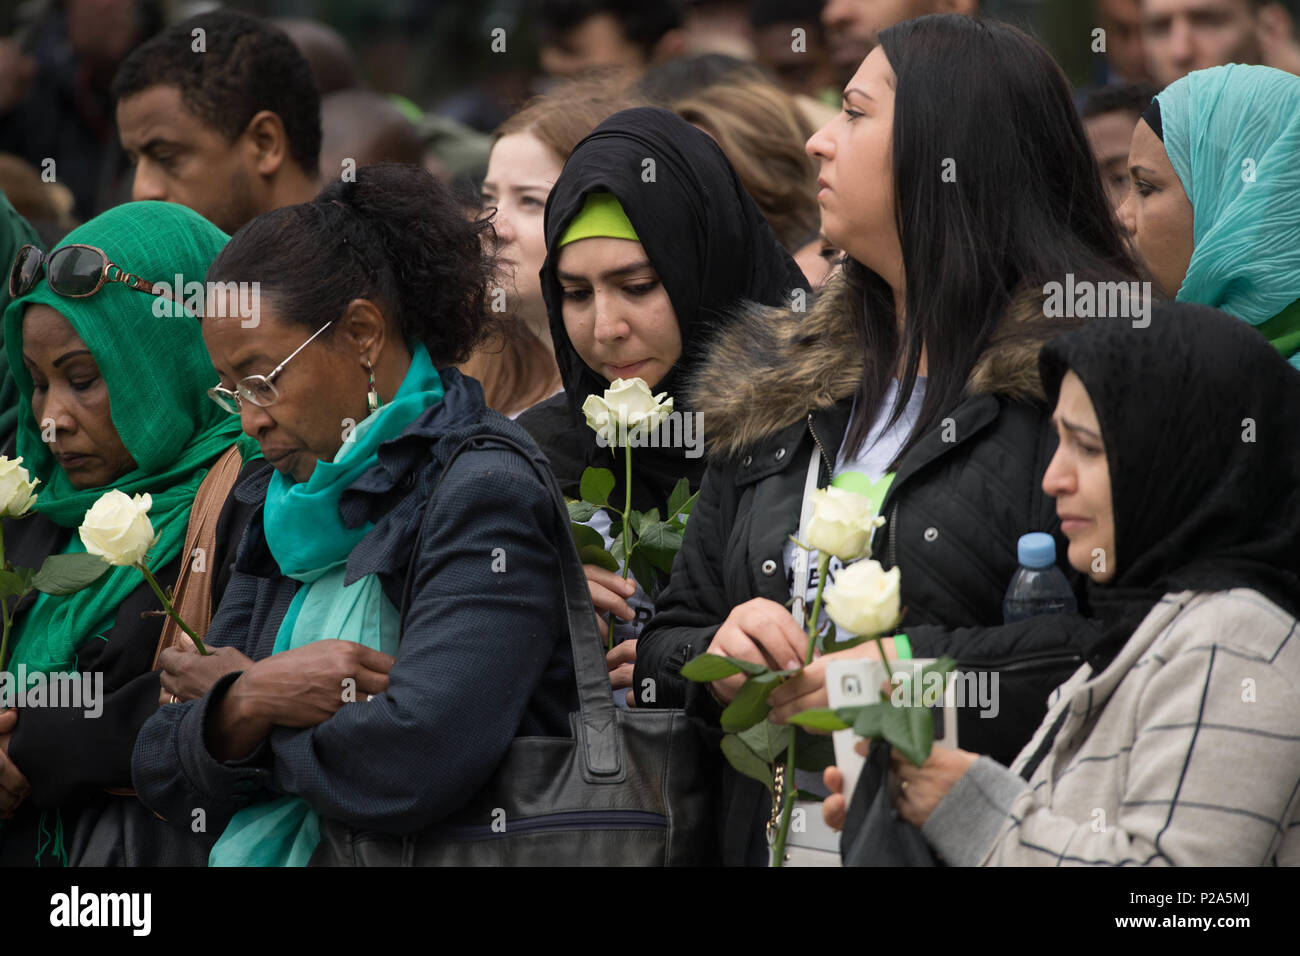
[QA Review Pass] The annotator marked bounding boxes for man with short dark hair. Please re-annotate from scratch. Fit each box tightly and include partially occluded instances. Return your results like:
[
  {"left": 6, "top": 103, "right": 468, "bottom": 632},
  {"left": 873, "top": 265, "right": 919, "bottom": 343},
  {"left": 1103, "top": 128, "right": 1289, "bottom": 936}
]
[
  {"left": 113, "top": 9, "right": 321, "bottom": 234},
  {"left": 1140, "top": 0, "right": 1300, "bottom": 86},
  {"left": 1080, "top": 83, "right": 1159, "bottom": 210},
  {"left": 820, "top": 0, "right": 977, "bottom": 86},
  {"left": 536, "top": 0, "right": 687, "bottom": 79},
  {"left": 1096, "top": 0, "right": 1154, "bottom": 84}
]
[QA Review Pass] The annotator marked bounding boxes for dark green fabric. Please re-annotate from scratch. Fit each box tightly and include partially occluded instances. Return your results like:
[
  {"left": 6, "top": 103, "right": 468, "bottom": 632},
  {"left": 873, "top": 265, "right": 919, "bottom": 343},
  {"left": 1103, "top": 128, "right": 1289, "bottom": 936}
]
[
  {"left": 0, "top": 192, "right": 43, "bottom": 448},
  {"left": 2, "top": 201, "right": 259, "bottom": 675},
  {"left": 1258, "top": 297, "right": 1300, "bottom": 363}
]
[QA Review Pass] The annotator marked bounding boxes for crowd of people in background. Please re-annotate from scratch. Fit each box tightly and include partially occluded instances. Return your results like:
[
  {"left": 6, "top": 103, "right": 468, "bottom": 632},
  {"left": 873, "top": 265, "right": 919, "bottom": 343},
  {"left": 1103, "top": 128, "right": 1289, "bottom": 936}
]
[{"left": 0, "top": 0, "right": 1298, "bottom": 868}]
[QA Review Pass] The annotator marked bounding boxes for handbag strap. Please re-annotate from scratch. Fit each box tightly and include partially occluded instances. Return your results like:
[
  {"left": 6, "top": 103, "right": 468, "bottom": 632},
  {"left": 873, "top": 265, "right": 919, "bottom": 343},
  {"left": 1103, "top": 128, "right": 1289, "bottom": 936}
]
[
  {"left": 151, "top": 445, "right": 244, "bottom": 668},
  {"left": 105, "top": 446, "right": 245, "bottom": 799},
  {"left": 399, "top": 433, "right": 622, "bottom": 778}
]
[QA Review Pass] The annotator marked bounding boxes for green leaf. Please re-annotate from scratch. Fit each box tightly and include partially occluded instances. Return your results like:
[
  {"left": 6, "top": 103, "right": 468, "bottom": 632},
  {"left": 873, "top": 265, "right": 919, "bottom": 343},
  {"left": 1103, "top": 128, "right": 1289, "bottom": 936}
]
[
  {"left": 638, "top": 520, "right": 684, "bottom": 554},
  {"left": 627, "top": 510, "right": 642, "bottom": 536},
  {"left": 31, "top": 552, "right": 111, "bottom": 595},
  {"left": 794, "top": 729, "right": 838, "bottom": 772},
  {"left": 852, "top": 701, "right": 890, "bottom": 740},
  {"left": 679, "top": 652, "right": 767, "bottom": 682},
  {"left": 579, "top": 546, "right": 619, "bottom": 573},
  {"left": 642, "top": 508, "right": 660, "bottom": 526},
  {"left": 610, "top": 530, "right": 626, "bottom": 563},
  {"left": 721, "top": 674, "right": 781, "bottom": 732},
  {"left": 786, "top": 708, "right": 852, "bottom": 732},
  {"left": 627, "top": 550, "right": 657, "bottom": 597},
  {"left": 674, "top": 491, "right": 700, "bottom": 522},
  {"left": 571, "top": 522, "right": 619, "bottom": 572},
  {"left": 566, "top": 499, "right": 599, "bottom": 522},
  {"left": 640, "top": 543, "right": 678, "bottom": 575},
  {"left": 666, "top": 477, "right": 692, "bottom": 521},
  {"left": 0, "top": 569, "right": 27, "bottom": 601},
  {"left": 737, "top": 717, "right": 793, "bottom": 764},
  {"left": 579, "top": 467, "right": 616, "bottom": 507},
  {"left": 921, "top": 656, "right": 958, "bottom": 683},
  {"left": 881, "top": 699, "right": 934, "bottom": 767},
  {"left": 720, "top": 734, "right": 774, "bottom": 794},
  {"left": 815, "top": 620, "right": 838, "bottom": 654},
  {"left": 571, "top": 521, "right": 605, "bottom": 552}
]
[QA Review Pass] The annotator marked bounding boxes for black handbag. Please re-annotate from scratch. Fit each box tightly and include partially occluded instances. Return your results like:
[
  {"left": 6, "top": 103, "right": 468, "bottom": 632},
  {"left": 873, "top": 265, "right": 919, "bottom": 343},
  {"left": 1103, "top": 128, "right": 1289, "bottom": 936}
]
[
  {"left": 310, "top": 434, "right": 719, "bottom": 866},
  {"left": 839, "top": 740, "right": 940, "bottom": 866}
]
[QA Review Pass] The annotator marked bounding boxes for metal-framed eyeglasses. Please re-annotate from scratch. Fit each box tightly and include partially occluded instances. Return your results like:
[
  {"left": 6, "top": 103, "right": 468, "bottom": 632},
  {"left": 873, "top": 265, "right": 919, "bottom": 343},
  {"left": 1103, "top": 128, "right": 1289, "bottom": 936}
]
[{"left": 206, "top": 320, "right": 334, "bottom": 413}]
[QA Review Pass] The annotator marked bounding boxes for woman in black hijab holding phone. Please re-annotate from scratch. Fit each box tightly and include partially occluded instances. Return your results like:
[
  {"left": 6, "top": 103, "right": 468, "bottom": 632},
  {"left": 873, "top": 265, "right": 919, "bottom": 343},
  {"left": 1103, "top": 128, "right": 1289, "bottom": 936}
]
[
  {"left": 519, "top": 106, "right": 810, "bottom": 694},
  {"left": 827, "top": 302, "right": 1300, "bottom": 865}
]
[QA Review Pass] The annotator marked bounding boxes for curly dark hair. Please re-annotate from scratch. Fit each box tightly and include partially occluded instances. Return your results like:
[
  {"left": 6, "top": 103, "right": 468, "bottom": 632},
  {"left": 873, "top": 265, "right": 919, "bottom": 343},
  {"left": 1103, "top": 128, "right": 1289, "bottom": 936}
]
[
  {"left": 207, "top": 163, "right": 497, "bottom": 367},
  {"left": 112, "top": 8, "right": 321, "bottom": 177}
]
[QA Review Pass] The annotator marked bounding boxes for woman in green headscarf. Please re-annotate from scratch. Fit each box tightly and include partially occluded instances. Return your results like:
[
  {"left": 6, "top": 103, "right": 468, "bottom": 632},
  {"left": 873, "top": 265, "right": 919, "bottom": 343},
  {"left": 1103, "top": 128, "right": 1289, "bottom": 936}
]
[
  {"left": 0, "top": 200, "right": 264, "bottom": 866},
  {"left": 1118, "top": 64, "right": 1300, "bottom": 367}
]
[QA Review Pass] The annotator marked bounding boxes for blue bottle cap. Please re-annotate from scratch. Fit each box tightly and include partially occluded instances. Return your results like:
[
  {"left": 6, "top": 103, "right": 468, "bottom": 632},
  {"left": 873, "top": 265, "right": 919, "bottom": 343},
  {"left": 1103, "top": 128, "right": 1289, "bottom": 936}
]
[{"left": 1017, "top": 532, "right": 1056, "bottom": 568}]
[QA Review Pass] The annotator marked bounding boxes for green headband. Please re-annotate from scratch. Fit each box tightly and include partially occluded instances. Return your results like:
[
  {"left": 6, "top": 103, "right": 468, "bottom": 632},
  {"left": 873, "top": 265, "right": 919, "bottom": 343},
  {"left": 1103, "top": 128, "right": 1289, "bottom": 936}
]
[{"left": 558, "top": 193, "right": 639, "bottom": 247}]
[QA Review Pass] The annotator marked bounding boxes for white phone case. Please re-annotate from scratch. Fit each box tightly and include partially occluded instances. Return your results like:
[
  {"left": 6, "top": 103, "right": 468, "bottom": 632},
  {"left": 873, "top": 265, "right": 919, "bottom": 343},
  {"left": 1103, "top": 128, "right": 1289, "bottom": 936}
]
[{"left": 824, "top": 657, "right": 959, "bottom": 802}]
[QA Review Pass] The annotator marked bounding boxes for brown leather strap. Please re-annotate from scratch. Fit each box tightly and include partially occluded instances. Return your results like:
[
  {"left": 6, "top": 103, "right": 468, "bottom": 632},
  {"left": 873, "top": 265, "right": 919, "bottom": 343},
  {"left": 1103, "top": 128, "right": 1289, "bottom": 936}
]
[{"left": 151, "top": 445, "right": 244, "bottom": 668}]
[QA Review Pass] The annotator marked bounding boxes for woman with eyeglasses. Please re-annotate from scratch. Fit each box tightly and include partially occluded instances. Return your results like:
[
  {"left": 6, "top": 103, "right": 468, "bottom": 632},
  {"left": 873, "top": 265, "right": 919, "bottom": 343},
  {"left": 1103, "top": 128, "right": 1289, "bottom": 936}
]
[
  {"left": 131, "top": 163, "right": 578, "bottom": 866},
  {"left": 0, "top": 201, "right": 266, "bottom": 866}
]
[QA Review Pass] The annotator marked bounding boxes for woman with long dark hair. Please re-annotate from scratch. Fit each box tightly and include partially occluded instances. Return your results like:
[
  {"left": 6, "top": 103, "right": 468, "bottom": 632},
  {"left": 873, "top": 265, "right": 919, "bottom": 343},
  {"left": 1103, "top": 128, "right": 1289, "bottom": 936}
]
[{"left": 634, "top": 14, "right": 1141, "bottom": 864}]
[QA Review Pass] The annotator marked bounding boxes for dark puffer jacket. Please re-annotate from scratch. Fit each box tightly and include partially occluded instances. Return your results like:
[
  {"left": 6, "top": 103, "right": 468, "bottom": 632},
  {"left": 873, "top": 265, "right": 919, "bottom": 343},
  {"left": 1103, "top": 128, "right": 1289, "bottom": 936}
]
[{"left": 633, "top": 280, "right": 1100, "bottom": 864}]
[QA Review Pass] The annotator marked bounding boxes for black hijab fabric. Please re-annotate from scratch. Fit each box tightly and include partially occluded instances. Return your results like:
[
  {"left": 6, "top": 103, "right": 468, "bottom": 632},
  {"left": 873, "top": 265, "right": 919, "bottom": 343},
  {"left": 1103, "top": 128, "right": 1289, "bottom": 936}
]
[
  {"left": 1038, "top": 301, "right": 1300, "bottom": 672},
  {"left": 539, "top": 106, "right": 810, "bottom": 513}
]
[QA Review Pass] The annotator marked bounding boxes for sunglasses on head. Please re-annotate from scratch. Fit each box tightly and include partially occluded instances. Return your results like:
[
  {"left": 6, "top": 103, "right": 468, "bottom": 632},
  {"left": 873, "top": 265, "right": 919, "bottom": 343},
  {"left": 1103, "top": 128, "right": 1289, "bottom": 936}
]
[{"left": 8, "top": 243, "right": 176, "bottom": 304}]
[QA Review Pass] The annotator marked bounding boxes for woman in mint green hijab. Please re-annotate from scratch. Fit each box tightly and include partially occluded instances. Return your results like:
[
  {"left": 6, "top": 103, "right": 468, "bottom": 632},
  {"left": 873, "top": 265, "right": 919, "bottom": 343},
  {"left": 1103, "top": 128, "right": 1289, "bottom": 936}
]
[
  {"left": 0, "top": 201, "right": 262, "bottom": 866},
  {"left": 1118, "top": 64, "right": 1300, "bottom": 367}
]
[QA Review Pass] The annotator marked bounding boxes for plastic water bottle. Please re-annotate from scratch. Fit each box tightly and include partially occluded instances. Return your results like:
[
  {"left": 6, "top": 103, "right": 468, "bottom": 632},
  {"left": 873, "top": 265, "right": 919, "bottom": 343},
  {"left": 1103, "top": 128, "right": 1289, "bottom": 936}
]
[{"left": 1003, "top": 532, "right": 1078, "bottom": 623}]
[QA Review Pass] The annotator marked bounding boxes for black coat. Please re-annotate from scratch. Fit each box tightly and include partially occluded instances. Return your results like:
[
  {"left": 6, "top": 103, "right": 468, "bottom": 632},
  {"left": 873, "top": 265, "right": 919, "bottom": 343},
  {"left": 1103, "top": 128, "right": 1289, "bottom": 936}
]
[
  {"left": 131, "top": 370, "right": 578, "bottom": 840},
  {"left": 633, "top": 285, "right": 1100, "bottom": 864},
  {"left": 0, "top": 455, "right": 268, "bottom": 866}
]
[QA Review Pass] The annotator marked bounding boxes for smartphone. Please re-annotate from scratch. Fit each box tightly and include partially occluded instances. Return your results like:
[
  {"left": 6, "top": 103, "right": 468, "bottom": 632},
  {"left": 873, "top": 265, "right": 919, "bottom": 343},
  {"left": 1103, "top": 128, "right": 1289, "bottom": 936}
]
[{"left": 824, "top": 658, "right": 959, "bottom": 803}]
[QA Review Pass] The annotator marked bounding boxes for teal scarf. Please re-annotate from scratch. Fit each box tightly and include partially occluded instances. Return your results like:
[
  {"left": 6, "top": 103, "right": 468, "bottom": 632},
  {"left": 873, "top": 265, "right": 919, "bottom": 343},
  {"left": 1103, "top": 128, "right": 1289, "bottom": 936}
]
[
  {"left": 209, "top": 344, "right": 443, "bottom": 867},
  {"left": 1157, "top": 64, "right": 1300, "bottom": 367}
]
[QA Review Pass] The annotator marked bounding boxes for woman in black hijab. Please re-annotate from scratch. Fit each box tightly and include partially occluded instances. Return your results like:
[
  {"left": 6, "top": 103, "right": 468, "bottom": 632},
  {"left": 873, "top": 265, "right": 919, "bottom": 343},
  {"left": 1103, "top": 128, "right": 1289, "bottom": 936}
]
[
  {"left": 828, "top": 301, "right": 1300, "bottom": 865},
  {"left": 519, "top": 106, "right": 809, "bottom": 687}
]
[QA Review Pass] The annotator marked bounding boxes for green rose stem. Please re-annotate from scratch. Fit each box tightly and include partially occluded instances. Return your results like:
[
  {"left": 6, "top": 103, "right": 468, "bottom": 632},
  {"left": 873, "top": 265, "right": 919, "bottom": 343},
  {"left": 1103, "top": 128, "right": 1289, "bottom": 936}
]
[
  {"left": 0, "top": 529, "right": 10, "bottom": 671},
  {"left": 772, "top": 551, "right": 831, "bottom": 867},
  {"left": 606, "top": 443, "right": 635, "bottom": 652},
  {"left": 135, "top": 561, "right": 209, "bottom": 656}
]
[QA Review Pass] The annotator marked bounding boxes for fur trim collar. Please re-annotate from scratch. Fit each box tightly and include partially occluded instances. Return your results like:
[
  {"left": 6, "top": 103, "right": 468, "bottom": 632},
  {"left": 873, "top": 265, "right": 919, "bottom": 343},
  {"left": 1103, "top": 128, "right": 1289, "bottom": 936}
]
[{"left": 688, "top": 275, "right": 1051, "bottom": 457}]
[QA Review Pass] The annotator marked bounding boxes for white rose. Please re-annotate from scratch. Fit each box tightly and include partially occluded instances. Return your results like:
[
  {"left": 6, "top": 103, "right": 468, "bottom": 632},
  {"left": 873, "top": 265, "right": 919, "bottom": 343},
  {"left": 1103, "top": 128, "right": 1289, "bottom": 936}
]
[
  {"left": 823, "top": 560, "right": 901, "bottom": 637},
  {"left": 0, "top": 456, "right": 39, "bottom": 518},
  {"left": 804, "top": 486, "right": 885, "bottom": 561},
  {"left": 582, "top": 377, "right": 673, "bottom": 445},
  {"left": 79, "top": 490, "right": 158, "bottom": 567}
]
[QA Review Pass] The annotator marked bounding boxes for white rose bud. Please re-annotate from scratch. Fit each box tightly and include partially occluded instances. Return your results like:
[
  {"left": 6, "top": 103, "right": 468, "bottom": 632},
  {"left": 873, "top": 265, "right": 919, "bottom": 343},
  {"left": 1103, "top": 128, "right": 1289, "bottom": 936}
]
[
  {"left": 0, "top": 456, "right": 39, "bottom": 518},
  {"left": 804, "top": 486, "right": 885, "bottom": 561},
  {"left": 581, "top": 377, "right": 673, "bottom": 445},
  {"left": 79, "top": 490, "right": 158, "bottom": 567},
  {"left": 823, "top": 559, "right": 901, "bottom": 637}
]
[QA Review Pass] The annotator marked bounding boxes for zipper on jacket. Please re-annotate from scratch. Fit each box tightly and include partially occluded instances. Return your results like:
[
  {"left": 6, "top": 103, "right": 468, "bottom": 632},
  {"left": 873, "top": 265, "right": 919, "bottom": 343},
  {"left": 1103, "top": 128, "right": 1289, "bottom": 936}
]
[
  {"left": 435, "top": 809, "right": 668, "bottom": 841},
  {"left": 806, "top": 413, "right": 833, "bottom": 483}
]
